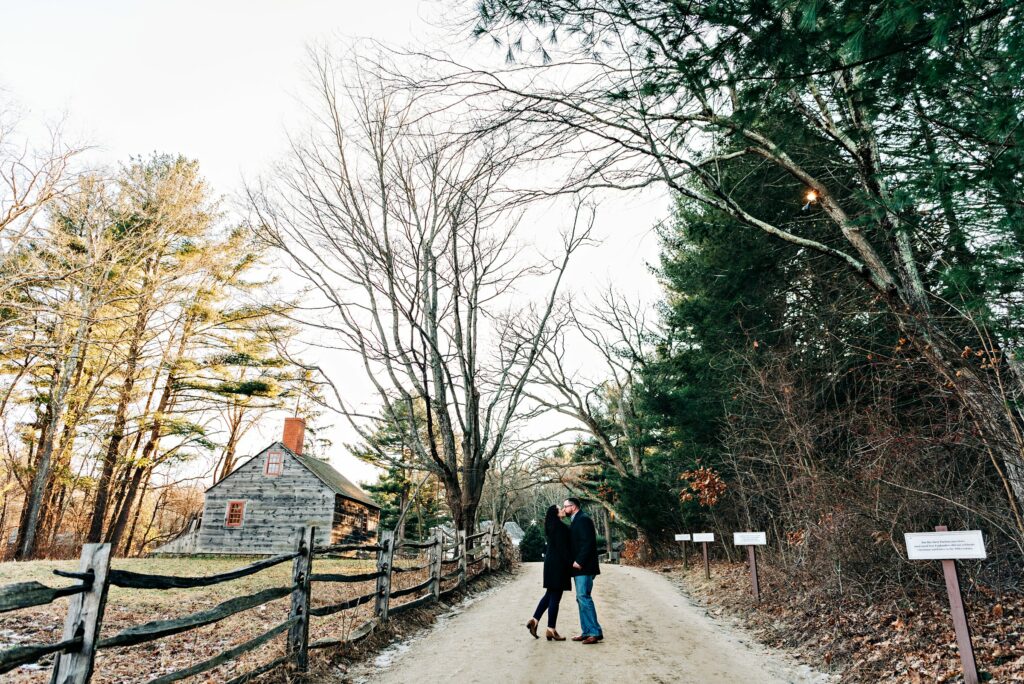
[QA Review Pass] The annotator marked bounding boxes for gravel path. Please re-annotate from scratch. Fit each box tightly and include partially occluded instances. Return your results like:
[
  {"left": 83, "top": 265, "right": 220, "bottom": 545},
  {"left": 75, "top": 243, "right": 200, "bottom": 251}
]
[{"left": 349, "top": 563, "right": 831, "bottom": 684}]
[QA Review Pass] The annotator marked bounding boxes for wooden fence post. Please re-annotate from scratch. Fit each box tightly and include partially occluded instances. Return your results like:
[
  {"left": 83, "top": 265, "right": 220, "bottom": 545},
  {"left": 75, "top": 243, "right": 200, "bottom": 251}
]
[
  {"left": 375, "top": 530, "right": 395, "bottom": 620},
  {"left": 458, "top": 530, "right": 467, "bottom": 590},
  {"left": 493, "top": 527, "right": 501, "bottom": 571},
  {"left": 430, "top": 529, "right": 443, "bottom": 600},
  {"left": 51, "top": 543, "right": 112, "bottom": 684},
  {"left": 288, "top": 526, "right": 314, "bottom": 673},
  {"left": 484, "top": 526, "right": 494, "bottom": 572}
]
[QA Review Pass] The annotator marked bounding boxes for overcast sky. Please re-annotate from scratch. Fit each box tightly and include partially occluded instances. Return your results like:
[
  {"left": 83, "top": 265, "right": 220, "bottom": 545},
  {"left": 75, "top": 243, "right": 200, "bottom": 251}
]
[{"left": 0, "top": 0, "right": 668, "bottom": 486}]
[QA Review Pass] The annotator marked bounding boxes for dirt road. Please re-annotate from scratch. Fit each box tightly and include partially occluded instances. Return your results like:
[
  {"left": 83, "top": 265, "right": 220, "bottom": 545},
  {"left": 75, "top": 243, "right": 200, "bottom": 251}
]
[{"left": 349, "top": 563, "right": 830, "bottom": 684}]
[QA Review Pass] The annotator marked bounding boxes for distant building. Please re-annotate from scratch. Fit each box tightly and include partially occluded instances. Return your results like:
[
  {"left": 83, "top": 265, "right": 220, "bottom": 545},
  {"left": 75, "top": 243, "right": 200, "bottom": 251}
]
[
  {"left": 503, "top": 521, "right": 525, "bottom": 547},
  {"left": 156, "top": 418, "right": 380, "bottom": 555}
]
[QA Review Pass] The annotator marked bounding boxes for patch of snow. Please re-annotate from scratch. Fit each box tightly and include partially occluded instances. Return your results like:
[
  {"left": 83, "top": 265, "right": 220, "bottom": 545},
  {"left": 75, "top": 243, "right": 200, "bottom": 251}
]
[
  {"left": 0, "top": 629, "right": 30, "bottom": 648},
  {"left": 372, "top": 640, "right": 411, "bottom": 669}
]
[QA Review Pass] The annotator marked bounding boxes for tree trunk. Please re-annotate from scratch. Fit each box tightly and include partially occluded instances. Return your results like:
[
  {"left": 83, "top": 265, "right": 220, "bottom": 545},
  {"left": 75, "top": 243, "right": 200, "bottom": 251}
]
[
  {"left": 106, "top": 465, "right": 146, "bottom": 552},
  {"left": 398, "top": 473, "right": 409, "bottom": 543},
  {"left": 40, "top": 484, "right": 67, "bottom": 553},
  {"left": 445, "top": 462, "right": 485, "bottom": 533},
  {"left": 123, "top": 471, "right": 152, "bottom": 556},
  {"left": 0, "top": 493, "right": 8, "bottom": 559},
  {"left": 87, "top": 280, "right": 152, "bottom": 544},
  {"left": 138, "top": 489, "right": 167, "bottom": 554},
  {"left": 216, "top": 412, "right": 242, "bottom": 483},
  {"left": 104, "top": 468, "right": 133, "bottom": 542},
  {"left": 17, "top": 295, "right": 92, "bottom": 560}
]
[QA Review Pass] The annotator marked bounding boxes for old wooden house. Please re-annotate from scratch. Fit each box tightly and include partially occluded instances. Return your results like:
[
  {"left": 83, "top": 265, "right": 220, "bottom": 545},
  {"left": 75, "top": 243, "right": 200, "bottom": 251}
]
[{"left": 191, "top": 418, "right": 381, "bottom": 555}]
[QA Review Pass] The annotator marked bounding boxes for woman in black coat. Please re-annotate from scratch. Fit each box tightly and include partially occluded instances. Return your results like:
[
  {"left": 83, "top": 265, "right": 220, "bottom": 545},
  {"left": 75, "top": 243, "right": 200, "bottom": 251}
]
[{"left": 525, "top": 505, "right": 572, "bottom": 641}]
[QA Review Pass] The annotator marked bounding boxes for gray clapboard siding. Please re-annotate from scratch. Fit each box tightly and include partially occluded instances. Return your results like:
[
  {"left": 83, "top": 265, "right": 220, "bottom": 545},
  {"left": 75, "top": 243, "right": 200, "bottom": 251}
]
[
  {"left": 198, "top": 443, "right": 373, "bottom": 554},
  {"left": 331, "top": 497, "right": 380, "bottom": 544}
]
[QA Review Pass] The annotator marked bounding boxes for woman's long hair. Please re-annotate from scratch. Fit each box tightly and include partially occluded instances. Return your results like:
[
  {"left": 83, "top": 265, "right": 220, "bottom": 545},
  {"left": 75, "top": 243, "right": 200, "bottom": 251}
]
[{"left": 543, "top": 505, "right": 561, "bottom": 536}]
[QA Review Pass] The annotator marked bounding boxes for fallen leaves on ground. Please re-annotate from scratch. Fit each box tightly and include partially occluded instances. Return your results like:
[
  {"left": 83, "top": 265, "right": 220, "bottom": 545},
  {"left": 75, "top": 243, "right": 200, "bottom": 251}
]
[{"left": 655, "top": 560, "right": 1024, "bottom": 682}]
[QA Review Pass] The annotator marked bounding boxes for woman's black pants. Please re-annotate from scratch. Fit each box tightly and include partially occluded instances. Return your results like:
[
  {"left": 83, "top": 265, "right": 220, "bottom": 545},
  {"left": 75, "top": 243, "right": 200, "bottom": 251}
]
[{"left": 532, "top": 589, "right": 563, "bottom": 628}]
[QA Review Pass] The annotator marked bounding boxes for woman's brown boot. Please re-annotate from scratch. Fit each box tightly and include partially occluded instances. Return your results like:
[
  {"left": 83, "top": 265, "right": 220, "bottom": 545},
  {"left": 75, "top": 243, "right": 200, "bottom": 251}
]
[
  {"left": 546, "top": 628, "right": 566, "bottom": 641},
  {"left": 526, "top": 618, "right": 539, "bottom": 638}
]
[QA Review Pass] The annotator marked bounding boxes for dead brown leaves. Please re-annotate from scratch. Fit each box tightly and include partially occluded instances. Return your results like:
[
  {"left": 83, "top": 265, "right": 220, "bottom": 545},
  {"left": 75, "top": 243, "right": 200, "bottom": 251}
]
[
  {"left": 664, "top": 560, "right": 1024, "bottom": 682},
  {"left": 678, "top": 466, "right": 728, "bottom": 506}
]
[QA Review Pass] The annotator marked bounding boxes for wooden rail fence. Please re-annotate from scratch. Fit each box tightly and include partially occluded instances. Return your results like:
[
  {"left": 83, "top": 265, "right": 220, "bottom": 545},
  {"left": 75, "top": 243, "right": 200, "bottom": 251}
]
[{"left": 0, "top": 525, "right": 504, "bottom": 683}]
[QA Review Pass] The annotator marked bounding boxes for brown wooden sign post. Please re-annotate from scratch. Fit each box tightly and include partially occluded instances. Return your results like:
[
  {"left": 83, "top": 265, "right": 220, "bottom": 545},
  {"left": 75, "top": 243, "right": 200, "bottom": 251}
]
[
  {"left": 904, "top": 526, "right": 985, "bottom": 684},
  {"left": 733, "top": 532, "right": 767, "bottom": 602},
  {"left": 674, "top": 534, "right": 691, "bottom": 570},
  {"left": 747, "top": 546, "right": 759, "bottom": 600},
  {"left": 692, "top": 533, "right": 714, "bottom": 579}
]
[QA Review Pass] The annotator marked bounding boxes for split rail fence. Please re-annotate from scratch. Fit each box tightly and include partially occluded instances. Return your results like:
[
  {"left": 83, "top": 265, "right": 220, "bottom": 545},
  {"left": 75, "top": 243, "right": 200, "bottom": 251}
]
[{"left": 0, "top": 525, "right": 502, "bottom": 683}]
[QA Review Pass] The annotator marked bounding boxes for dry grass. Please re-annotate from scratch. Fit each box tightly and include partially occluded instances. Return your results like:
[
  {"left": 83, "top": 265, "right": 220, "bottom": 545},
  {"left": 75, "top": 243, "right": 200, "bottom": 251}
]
[{"left": 0, "top": 553, "right": 433, "bottom": 683}]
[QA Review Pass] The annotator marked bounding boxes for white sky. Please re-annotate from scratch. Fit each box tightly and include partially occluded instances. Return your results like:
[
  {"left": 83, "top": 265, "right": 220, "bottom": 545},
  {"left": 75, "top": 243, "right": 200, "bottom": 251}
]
[{"left": 0, "top": 0, "right": 668, "bottom": 487}]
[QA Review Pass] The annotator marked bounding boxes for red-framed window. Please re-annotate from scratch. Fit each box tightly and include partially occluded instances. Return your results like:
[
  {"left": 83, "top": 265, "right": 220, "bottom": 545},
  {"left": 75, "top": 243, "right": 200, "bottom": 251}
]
[
  {"left": 225, "top": 500, "right": 246, "bottom": 528},
  {"left": 264, "top": 450, "right": 284, "bottom": 476}
]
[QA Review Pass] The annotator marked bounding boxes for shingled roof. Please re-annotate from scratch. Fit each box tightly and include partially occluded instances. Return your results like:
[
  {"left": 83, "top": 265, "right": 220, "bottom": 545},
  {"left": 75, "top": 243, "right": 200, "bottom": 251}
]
[
  {"left": 279, "top": 443, "right": 381, "bottom": 509},
  {"left": 208, "top": 441, "right": 380, "bottom": 509}
]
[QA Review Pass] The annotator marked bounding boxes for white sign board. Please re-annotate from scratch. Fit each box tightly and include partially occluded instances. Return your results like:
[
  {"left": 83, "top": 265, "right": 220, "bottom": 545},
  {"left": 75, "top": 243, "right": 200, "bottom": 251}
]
[
  {"left": 692, "top": 533, "right": 714, "bottom": 543},
  {"left": 733, "top": 532, "right": 767, "bottom": 546},
  {"left": 904, "top": 530, "right": 986, "bottom": 560},
  {"left": 674, "top": 534, "right": 691, "bottom": 542}
]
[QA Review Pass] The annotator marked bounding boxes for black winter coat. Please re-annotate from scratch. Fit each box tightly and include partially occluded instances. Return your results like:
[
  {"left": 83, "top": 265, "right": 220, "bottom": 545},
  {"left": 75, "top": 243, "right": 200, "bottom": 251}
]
[
  {"left": 542, "top": 519, "right": 573, "bottom": 590},
  {"left": 569, "top": 512, "right": 601, "bottom": 576}
]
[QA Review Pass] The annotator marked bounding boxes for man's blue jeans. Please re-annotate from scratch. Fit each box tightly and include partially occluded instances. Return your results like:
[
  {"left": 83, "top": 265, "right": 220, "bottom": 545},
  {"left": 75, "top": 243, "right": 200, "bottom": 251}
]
[{"left": 574, "top": 574, "right": 603, "bottom": 637}]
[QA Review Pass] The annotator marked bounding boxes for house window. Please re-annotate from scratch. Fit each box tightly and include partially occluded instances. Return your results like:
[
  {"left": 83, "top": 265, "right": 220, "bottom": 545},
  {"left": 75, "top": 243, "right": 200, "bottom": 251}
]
[
  {"left": 264, "top": 450, "right": 284, "bottom": 477},
  {"left": 225, "top": 500, "right": 246, "bottom": 528}
]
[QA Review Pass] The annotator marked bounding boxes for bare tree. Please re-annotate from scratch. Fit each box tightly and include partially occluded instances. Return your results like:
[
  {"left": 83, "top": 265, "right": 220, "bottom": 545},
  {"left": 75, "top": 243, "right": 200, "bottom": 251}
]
[
  {"left": 249, "top": 58, "right": 591, "bottom": 530},
  {"left": 529, "top": 291, "right": 654, "bottom": 479},
  {"left": 0, "top": 108, "right": 82, "bottom": 324},
  {"left": 523, "top": 290, "right": 664, "bottom": 552},
  {"left": 392, "top": 12, "right": 1024, "bottom": 526}
]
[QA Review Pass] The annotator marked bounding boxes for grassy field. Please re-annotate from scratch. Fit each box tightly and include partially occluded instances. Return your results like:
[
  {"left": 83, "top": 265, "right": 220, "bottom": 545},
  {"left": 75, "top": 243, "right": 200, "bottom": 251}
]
[{"left": 0, "top": 554, "right": 432, "bottom": 683}]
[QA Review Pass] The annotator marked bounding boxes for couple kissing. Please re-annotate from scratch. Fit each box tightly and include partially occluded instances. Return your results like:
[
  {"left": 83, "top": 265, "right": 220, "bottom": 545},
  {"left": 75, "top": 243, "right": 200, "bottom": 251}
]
[{"left": 525, "top": 497, "right": 604, "bottom": 644}]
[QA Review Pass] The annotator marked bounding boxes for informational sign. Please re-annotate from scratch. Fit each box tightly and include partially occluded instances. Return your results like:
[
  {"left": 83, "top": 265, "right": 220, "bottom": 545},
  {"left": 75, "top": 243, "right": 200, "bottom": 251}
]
[
  {"left": 692, "top": 533, "right": 714, "bottom": 543},
  {"left": 733, "top": 532, "right": 767, "bottom": 546},
  {"left": 674, "top": 534, "right": 691, "bottom": 541},
  {"left": 904, "top": 530, "right": 986, "bottom": 560}
]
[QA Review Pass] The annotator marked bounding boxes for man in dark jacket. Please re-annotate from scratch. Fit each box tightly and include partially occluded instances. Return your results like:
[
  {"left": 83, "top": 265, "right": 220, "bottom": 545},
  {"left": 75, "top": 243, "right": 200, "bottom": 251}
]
[{"left": 562, "top": 497, "right": 603, "bottom": 644}]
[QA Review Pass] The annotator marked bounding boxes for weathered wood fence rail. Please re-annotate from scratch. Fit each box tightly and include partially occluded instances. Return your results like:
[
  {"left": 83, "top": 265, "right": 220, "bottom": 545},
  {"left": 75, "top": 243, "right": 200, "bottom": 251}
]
[{"left": 0, "top": 525, "right": 503, "bottom": 683}]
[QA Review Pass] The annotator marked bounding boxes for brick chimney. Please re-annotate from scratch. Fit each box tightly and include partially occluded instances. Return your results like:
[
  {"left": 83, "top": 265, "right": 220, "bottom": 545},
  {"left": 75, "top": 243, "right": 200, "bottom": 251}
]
[{"left": 283, "top": 417, "right": 305, "bottom": 455}]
